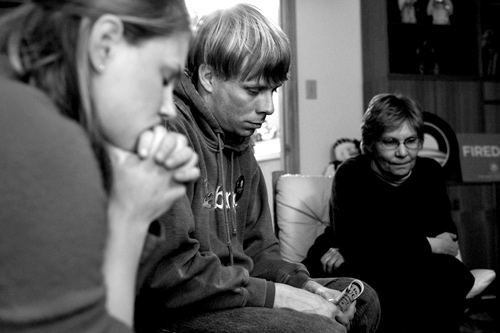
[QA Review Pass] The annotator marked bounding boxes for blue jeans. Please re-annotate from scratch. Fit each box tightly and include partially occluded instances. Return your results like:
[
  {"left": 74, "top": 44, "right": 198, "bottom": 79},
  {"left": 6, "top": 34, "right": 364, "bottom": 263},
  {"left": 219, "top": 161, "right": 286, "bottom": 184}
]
[{"left": 157, "top": 277, "right": 380, "bottom": 333}]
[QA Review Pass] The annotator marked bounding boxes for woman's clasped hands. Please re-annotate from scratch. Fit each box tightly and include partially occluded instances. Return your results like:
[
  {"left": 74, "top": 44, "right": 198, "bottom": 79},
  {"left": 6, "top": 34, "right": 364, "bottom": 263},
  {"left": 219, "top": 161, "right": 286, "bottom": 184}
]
[{"left": 107, "top": 125, "right": 199, "bottom": 225}]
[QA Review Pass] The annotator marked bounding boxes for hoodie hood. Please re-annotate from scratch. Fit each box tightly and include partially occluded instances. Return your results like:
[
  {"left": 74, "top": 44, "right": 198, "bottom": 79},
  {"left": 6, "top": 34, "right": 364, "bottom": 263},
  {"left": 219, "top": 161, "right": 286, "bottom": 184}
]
[{"left": 174, "top": 71, "right": 252, "bottom": 153}]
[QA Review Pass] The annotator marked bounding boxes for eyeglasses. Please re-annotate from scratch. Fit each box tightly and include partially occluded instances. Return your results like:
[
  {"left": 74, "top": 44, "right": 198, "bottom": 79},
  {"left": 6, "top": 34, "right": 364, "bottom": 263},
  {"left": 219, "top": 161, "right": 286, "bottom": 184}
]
[{"left": 378, "top": 137, "right": 420, "bottom": 150}]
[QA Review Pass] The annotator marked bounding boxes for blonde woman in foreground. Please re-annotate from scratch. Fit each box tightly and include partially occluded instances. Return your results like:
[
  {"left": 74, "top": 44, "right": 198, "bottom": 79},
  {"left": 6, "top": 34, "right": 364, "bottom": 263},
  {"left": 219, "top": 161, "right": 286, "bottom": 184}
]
[{"left": 0, "top": 0, "right": 198, "bottom": 331}]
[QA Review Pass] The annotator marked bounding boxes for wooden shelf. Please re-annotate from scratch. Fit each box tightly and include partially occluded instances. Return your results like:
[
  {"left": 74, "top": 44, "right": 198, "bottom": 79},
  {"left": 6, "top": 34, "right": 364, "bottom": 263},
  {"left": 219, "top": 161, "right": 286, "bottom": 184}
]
[
  {"left": 0, "top": 1, "right": 24, "bottom": 8},
  {"left": 387, "top": 0, "right": 479, "bottom": 76}
]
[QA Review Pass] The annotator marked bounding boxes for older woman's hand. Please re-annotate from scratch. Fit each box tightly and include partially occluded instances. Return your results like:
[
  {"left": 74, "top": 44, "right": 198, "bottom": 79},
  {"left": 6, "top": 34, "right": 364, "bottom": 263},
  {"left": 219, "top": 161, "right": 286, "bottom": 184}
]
[
  {"left": 427, "top": 232, "right": 459, "bottom": 256},
  {"left": 320, "top": 247, "right": 345, "bottom": 274}
]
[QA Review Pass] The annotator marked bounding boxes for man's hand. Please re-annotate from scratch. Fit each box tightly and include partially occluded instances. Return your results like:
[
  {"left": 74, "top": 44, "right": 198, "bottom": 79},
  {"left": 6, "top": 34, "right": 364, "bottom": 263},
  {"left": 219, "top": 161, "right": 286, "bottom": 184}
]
[
  {"left": 273, "top": 282, "right": 354, "bottom": 329},
  {"left": 320, "top": 247, "right": 345, "bottom": 274},
  {"left": 305, "top": 280, "right": 356, "bottom": 326},
  {"left": 427, "top": 232, "right": 459, "bottom": 256}
]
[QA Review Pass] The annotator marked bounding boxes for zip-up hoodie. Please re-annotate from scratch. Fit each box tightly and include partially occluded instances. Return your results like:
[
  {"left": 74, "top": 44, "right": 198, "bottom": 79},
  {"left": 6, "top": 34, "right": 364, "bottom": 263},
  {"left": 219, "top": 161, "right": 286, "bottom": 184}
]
[{"left": 135, "top": 71, "right": 310, "bottom": 328}]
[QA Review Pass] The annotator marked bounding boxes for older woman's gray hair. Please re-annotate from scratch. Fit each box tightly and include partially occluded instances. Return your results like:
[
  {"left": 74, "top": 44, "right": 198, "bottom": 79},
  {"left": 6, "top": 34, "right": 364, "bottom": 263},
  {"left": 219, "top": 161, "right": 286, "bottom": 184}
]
[{"left": 360, "top": 93, "right": 424, "bottom": 155}]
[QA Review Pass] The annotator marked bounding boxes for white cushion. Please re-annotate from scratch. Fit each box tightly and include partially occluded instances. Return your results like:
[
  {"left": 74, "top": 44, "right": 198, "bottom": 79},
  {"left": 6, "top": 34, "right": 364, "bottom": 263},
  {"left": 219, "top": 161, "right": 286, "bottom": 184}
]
[
  {"left": 457, "top": 250, "right": 496, "bottom": 299},
  {"left": 275, "top": 174, "right": 333, "bottom": 263},
  {"left": 466, "top": 269, "right": 496, "bottom": 299}
]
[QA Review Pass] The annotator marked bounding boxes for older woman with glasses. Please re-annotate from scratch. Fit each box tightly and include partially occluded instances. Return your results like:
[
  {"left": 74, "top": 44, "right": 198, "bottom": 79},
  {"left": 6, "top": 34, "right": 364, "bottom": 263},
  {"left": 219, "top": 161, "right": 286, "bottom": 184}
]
[{"left": 306, "top": 93, "right": 474, "bottom": 333}]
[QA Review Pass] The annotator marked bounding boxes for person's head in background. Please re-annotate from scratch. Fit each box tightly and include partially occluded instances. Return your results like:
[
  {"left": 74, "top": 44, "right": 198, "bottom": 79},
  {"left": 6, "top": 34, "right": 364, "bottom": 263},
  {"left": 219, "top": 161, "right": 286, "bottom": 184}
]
[
  {"left": 188, "top": 3, "right": 291, "bottom": 139},
  {"left": 331, "top": 138, "right": 361, "bottom": 170},
  {"left": 360, "top": 93, "right": 424, "bottom": 183},
  {"left": 0, "top": 0, "right": 191, "bottom": 153}
]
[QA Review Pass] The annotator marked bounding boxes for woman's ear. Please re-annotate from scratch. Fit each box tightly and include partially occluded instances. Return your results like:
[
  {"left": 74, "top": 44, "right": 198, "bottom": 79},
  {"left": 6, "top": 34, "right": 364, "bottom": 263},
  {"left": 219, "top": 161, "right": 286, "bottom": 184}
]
[
  {"left": 198, "top": 64, "right": 214, "bottom": 94},
  {"left": 88, "top": 14, "right": 125, "bottom": 73}
]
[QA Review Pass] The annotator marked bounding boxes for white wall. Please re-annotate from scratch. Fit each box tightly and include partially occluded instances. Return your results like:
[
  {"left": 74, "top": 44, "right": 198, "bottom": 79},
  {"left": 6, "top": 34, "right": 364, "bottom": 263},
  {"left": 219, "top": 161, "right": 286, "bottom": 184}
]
[{"left": 295, "top": 0, "right": 364, "bottom": 175}]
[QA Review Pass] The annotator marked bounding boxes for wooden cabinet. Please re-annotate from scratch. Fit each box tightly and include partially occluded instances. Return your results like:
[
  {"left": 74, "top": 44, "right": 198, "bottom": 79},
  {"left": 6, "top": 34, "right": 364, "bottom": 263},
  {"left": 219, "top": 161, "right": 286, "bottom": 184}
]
[
  {"left": 361, "top": 0, "right": 500, "bottom": 136},
  {"left": 362, "top": 0, "right": 500, "bottom": 115},
  {"left": 361, "top": 0, "right": 500, "bottom": 283},
  {"left": 386, "top": 0, "right": 479, "bottom": 76}
]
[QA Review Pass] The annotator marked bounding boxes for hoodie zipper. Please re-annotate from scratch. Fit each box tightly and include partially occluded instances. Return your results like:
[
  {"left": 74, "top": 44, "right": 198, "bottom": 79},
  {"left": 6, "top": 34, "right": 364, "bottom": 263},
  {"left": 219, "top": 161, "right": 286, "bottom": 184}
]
[{"left": 217, "top": 133, "right": 235, "bottom": 266}]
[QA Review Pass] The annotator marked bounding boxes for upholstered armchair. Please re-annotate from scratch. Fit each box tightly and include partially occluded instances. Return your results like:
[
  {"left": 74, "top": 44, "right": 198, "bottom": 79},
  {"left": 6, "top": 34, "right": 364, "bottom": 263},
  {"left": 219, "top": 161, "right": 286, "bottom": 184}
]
[{"left": 272, "top": 171, "right": 496, "bottom": 300}]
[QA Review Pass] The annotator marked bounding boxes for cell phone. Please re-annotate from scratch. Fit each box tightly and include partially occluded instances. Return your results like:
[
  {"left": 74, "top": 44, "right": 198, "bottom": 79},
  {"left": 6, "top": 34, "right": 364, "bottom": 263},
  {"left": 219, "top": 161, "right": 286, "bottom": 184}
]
[{"left": 332, "top": 279, "right": 364, "bottom": 312}]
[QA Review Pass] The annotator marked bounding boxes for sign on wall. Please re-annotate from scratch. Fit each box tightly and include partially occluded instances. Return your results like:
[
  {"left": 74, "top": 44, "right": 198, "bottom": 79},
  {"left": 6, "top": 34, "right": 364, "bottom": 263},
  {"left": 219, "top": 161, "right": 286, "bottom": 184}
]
[{"left": 456, "top": 133, "right": 500, "bottom": 183}]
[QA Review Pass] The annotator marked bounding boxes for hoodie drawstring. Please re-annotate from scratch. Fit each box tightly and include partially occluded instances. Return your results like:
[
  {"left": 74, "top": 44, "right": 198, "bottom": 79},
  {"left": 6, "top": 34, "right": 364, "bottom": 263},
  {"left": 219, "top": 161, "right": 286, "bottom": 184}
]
[
  {"left": 229, "top": 153, "right": 237, "bottom": 237},
  {"left": 217, "top": 133, "right": 235, "bottom": 266}
]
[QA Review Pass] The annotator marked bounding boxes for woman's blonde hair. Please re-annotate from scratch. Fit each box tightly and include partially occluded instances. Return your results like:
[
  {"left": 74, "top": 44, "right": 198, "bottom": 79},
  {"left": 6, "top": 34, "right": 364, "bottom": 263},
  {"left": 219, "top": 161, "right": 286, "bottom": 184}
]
[{"left": 0, "top": 0, "right": 190, "bottom": 156}]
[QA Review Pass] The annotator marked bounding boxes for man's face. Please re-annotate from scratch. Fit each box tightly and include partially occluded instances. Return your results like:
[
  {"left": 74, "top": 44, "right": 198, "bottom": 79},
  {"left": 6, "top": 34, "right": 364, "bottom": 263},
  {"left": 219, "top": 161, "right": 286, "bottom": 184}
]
[{"left": 206, "top": 76, "right": 280, "bottom": 137}]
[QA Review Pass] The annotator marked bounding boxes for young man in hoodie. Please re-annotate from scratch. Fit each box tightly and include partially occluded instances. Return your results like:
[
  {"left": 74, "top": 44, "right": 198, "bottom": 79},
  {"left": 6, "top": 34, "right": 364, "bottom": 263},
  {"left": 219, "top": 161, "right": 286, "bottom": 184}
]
[{"left": 135, "top": 4, "right": 380, "bottom": 333}]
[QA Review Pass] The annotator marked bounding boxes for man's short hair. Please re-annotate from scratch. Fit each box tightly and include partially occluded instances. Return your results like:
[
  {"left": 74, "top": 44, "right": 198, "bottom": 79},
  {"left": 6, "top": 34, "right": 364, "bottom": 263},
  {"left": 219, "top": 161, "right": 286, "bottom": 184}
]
[{"left": 188, "top": 3, "right": 291, "bottom": 85}]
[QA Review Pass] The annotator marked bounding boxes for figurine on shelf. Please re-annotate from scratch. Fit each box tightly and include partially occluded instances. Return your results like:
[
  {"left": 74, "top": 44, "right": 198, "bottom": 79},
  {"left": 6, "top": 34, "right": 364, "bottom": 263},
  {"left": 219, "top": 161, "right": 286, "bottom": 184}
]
[
  {"left": 398, "top": 0, "right": 417, "bottom": 24},
  {"left": 481, "top": 29, "right": 499, "bottom": 77},
  {"left": 323, "top": 138, "right": 360, "bottom": 177},
  {"left": 427, "top": 0, "right": 453, "bottom": 25}
]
